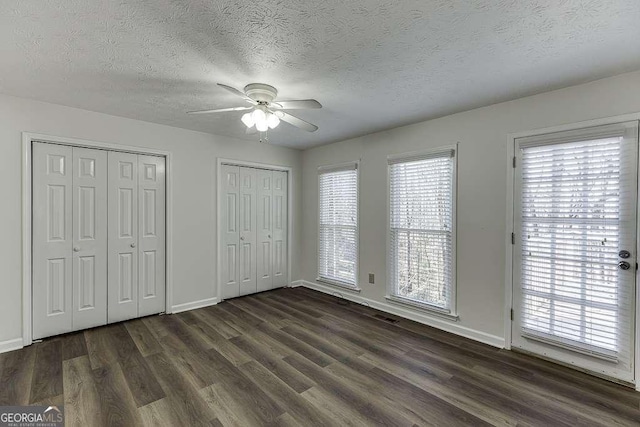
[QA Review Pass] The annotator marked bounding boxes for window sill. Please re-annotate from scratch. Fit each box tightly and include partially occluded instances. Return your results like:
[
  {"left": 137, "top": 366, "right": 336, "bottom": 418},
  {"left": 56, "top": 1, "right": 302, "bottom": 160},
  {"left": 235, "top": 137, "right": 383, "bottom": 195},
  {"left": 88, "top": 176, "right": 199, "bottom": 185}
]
[
  {"left": 385, "top": 295, "right": 459, "bottom": 321},
  {"left": 315, "top": 278, "right": 361, "bottom": 293}
]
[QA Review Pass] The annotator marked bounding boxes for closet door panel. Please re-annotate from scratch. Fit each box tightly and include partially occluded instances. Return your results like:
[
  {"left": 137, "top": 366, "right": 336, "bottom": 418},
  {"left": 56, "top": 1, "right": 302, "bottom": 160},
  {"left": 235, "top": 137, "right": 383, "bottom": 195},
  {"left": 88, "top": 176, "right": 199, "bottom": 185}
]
[
  {"left": 32, "top": 143, "right": 73, "bottom": 339},
  {"left": 256, "top": 170, "right": 273, "bottom": 292},
  {"left": 239, "top": 167, "right": 257, "bottom": 296},
  {"left": 108, "top": 151, "right": 139, "bottom": 323},
  {"left": 221, "top": 165, "right": 241, "bottom": 299},
  {"left": 272, "top": 171, "right": 288, "bottom": 288},
  {"left": 138, "top": 155, "right": 166, "bottom": 316},
  {"left": 72, "top": 147, "right": 108, "bottom": 331}
]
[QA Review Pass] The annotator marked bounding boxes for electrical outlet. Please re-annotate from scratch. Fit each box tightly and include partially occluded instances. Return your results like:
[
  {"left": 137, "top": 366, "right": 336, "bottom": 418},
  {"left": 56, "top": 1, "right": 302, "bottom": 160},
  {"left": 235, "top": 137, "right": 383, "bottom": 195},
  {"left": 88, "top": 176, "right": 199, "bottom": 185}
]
[{"left": 368, "top": 273, "right": 375, "bottom": 284}]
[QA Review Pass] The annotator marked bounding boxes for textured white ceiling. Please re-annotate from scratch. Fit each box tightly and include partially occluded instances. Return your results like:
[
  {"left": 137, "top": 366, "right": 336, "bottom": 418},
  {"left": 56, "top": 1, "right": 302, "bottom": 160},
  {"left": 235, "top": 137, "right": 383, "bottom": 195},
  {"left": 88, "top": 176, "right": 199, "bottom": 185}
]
[{"left": 1, "top": 1, "right": 639, "bottom": 149}]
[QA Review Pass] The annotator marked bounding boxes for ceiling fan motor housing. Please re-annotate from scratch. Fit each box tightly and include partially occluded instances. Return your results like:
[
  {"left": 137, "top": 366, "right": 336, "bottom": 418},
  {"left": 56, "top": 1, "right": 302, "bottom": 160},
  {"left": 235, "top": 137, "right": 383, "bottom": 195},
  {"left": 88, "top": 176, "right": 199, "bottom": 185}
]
[{"left": 244, "top": 83, "right": 278, "bottom": 103}]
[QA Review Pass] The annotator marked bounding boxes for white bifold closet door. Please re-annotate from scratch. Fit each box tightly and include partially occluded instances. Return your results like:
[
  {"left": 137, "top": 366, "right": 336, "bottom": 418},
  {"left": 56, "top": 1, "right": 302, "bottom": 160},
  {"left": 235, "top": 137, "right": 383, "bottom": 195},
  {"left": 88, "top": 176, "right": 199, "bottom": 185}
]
[
  {"left": 33, "top": 143, "right": 166, "bottom": 340},
  {"left": 137, "top": 155, "right": 166, "bottom": 317},
  {"left": 221, "top": 165, "right": 287, "bottom": 299},
  {"left": 33, "top": 143, "right": 108, "bottom": 339},
  {"left": 221, "top": 165, "right": 240, "bottom": 299},
  {"left": 108, "top": 151, "right": 139, "bottom": 322},
  {"left": 108, "top": 152, "right": 166, "bottom": 323},
  {"left": 271, "top": 170, "right": 288, "bottom": 288},
  {"left": 239, "top": 167, "right": 257, "bottom": 296}
]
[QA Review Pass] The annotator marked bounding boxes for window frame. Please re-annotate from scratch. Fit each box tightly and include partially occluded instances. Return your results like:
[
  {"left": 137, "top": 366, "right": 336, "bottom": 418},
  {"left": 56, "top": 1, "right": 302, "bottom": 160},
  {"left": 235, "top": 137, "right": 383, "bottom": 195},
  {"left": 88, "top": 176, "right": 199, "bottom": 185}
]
[
  {"left": 385, "top": 145, "right": 458, "bottom": 318},
  {"left": 316, "top": 160, "right": 360, "bottom": 291}
]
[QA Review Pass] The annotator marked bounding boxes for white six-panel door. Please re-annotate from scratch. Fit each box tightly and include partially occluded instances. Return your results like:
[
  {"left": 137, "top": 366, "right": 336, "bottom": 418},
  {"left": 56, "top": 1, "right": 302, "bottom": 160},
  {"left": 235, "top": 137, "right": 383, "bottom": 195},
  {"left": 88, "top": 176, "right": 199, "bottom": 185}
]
[
  {"left": 257, "top": 169, "right": 273, "bottom": 292},
  {"left": 221, "top": 165, "right": 241, "bottom": 299},
  {"left": 33, "top": 143, "right": 74, "bottom": 339},
  {"left": 71, "top": 147, "right": 108, "bottom": 331},
  {"left": 272, "top": 170, "right": 288, "bottom": 289},
  {"left": 239, "top": 167, "right": 258, "bottom": 296},
  {"left": 108, "top": 151, "right": 139, "bottom": 323},
  {"left": 33, "top": 144, "right": 166, "bottom": 339},
  {"left": 220, "top": 165, "right": 288, "bottom": 300},
  {"left": 138, "top": 155, "right": 166, "bottom": 317}
]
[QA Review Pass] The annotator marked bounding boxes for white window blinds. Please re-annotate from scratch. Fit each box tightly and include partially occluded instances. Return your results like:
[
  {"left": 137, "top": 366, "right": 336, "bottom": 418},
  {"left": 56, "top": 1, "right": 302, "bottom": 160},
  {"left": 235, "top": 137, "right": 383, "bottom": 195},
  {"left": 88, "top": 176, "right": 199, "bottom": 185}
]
[
  {"left": 388, "top": 148, "right": 456, "bottom": 312},
  {"left": 518, "top": 124, "right": 637, "bottom": 362},
  {"left": 318, "top": 163, "right": 358, "bottom": 287}
]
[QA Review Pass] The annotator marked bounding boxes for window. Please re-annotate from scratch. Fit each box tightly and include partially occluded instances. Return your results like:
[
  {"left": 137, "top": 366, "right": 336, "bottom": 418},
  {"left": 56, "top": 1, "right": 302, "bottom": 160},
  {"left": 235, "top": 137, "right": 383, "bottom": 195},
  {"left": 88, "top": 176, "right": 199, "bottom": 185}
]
[
  {"left": 388, "top": 147, "right": 456, "bottom": 313},
  {"left": 318, "top": 162, "right": 358, "bottom": 288}
]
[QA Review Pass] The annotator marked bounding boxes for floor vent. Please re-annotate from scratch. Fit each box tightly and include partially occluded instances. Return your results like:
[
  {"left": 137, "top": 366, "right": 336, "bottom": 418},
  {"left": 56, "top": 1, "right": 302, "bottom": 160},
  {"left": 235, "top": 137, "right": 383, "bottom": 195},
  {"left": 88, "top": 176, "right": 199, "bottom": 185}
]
[{"left": 374, "top": 314, "right": 399, "bottom": 323}]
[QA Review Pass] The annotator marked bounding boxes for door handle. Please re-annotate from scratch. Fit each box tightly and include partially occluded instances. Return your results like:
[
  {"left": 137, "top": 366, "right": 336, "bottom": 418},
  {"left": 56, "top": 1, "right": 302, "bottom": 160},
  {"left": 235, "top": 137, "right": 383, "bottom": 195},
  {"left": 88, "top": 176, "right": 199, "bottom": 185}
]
[
  {"left": 618, "top": 261, "right": 631, "bottom": 271},
  {"left": 130, "top": 243, "right": 136, "bottom": 248},
  {"left": 619, "top": 250, "right": 631, "bottom": 259},
  {"left": 73, "top": 247, "right": 80, "bottom": 252},
  {"left": 240, "top": 236, "right": 245, "bottom": 241},
  {"left": 268, "top": 234, "right": 271, "bottom": 239}
]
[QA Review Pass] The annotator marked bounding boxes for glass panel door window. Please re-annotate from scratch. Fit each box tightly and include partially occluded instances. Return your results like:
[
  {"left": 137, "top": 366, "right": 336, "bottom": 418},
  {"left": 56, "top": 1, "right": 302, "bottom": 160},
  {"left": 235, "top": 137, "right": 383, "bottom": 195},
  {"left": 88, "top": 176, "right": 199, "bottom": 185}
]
[{"left": 512, "top": 121, "right": 638, "bottom": 383}]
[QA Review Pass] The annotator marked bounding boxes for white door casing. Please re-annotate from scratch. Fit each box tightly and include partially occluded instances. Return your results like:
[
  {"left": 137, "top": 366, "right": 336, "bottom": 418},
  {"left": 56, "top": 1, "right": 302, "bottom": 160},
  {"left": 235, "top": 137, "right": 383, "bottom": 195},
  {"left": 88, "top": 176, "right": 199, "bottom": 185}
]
[
  {"left": 239, "top": 167, "right": 257, "bottom": 296},
  {"left": 138, "top": 155, "right": 166, "bottom": 317},
  {"left": 32, "top": 143, "right": 74, "bottom": 339},
  {"left": 71, "top": 147, "right": 108, "bottom": 331},
  {"left": 257, "top": 169, "right": 273, "bottom": 292},
  {"left": 108, "top": 151, "right": 139, "bottom": 323},
  {"left": 512, "top": 121, "right": 639, "bottom": 383},
  {"left": 272, "top": 170, "right": 288, "bottom": 289},
  {"left": 221, "top": 165, "right": 240, "bottom": 299}
]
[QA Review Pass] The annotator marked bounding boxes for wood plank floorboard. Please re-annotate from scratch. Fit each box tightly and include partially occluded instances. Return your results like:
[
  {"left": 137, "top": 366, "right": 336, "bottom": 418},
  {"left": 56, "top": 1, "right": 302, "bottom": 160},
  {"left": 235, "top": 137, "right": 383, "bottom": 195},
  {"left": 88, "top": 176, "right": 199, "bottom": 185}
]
[{"left": 3, "top": 287, "right": 640, "bottom": 426}]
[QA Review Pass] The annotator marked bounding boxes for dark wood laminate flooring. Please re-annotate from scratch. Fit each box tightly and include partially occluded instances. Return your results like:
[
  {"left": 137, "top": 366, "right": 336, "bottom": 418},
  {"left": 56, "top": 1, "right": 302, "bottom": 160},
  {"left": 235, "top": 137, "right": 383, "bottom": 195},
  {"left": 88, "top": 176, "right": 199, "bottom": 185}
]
[{"left": 1, "top": 287, "right": 639, "bottom": 426}]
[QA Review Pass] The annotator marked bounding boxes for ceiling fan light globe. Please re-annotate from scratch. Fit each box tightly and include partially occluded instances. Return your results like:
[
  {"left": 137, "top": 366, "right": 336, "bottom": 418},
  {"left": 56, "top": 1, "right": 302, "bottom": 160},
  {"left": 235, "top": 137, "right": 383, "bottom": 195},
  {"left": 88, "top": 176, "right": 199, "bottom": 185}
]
[
  {"left": 251, "top": 109, "right": 266, "bottom": 123},
  {"left": 241, "top": 112, "right": 255, "bottom": 128},
  {"left": 267, "top": 113, "right": 280, "bottom": 129},
  {"left": 256, "top": 120, "right": 269, "bottom": 132}
]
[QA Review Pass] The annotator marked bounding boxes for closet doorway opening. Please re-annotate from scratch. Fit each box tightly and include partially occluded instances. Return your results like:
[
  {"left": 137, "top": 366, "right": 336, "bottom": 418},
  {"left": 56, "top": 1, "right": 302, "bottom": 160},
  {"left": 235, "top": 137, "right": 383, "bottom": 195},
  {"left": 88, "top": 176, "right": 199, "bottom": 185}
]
[{"left": 217, "top": 158, "right": 292, "bottom": 301}]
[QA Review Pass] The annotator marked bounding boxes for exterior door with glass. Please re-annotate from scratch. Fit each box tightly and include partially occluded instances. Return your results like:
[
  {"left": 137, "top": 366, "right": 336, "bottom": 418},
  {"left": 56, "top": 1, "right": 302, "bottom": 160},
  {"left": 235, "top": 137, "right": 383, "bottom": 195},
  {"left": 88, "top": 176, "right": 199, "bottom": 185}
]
[{"left": 512, "top": 121, "right": 639, "bottom": 383}]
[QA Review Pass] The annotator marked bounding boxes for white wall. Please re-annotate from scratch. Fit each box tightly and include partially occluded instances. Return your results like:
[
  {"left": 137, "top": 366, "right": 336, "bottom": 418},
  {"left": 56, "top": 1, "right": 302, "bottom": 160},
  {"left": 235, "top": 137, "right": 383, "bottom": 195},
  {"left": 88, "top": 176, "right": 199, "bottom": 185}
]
[
  {"left": 0, "top": 93, "right": 302, "bottom": 345},
  {"left": 301, "top": 70, "right": 640, "bottom": 344}
]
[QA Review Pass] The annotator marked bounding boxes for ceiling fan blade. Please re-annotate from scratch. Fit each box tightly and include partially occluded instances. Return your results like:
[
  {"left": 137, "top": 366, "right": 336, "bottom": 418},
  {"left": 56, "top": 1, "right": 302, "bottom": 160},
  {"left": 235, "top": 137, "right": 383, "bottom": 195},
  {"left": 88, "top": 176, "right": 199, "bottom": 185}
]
[
  {"left": 187, "top": 106, "right": 253, "bottom": 114},
  {"left": 217, "top": 83, "right": 256, "bottom": 104},
  {"left": 274, "top": 111, "right": 318, "bottom": 132},
  {"left": 272, "top": 99, "right": 322, "bottom": 110}
]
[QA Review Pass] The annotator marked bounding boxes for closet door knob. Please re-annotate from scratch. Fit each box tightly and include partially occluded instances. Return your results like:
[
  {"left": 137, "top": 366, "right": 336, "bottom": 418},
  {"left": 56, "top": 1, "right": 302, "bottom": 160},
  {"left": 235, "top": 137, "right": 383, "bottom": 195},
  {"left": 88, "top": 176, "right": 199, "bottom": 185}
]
[
  {"left": 240, "top": 236, "right": 245, "bottom": 241},
  {"left": 130, "top": 243, "right": 136, "bottom": 248},
  {"left": 73, "top": 247, "right": 80, "bottom": 252},
  {"left": 268, "top": 234, "right": 271, "bottom": 239}
]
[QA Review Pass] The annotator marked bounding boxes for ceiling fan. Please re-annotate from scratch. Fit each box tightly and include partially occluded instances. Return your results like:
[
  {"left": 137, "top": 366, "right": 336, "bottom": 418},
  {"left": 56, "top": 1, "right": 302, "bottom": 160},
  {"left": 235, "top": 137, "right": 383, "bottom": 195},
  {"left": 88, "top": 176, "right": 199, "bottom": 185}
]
[{"left": 187, "top": 83, "right": 321, "bottom": 133}]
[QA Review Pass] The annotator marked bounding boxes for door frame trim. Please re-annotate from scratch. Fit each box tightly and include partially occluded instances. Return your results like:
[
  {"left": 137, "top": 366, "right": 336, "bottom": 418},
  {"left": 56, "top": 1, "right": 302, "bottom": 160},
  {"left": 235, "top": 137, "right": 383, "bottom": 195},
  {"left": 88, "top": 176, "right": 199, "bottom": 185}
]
[
  {"left": 504, "top": 112, "right": 640, "bottom": 389},
  {"left": 22, "top": 132, "right": 174, "bottom": 347},
  {"left": 216, "top": 157, "right": 293, "bottom": 302}
]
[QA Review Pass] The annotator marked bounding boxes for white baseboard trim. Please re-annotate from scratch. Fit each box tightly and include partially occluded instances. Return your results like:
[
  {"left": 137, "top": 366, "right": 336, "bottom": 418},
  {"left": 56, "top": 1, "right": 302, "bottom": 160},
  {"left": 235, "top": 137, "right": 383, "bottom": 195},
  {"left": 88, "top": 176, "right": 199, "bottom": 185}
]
[
  {"left": 171, "top": 297, "right": 218, "bottom": 314},
  {"left": 289, "top": 280, "right": 304, "bottom": 288},
  {"left": 298, "top": 280, "right": 505, "bottom": 349},
  {"left": 0, "top": 337, "right": 24, "bottom": 354}
]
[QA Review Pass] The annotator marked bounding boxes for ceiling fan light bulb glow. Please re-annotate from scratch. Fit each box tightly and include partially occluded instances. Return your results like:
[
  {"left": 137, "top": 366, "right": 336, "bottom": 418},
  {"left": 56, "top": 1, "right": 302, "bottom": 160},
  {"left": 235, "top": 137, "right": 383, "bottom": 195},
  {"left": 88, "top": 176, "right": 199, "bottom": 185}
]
[
  {"left": 267, "top": 113, "right": 280, "bottom": 129},
  {"left": 241, "top": 112, "right": 254, "bottom": 128},
  {"left": 256, "top": 120, "right": 269, "bottom": 132},
  {"left": 251, "top": 109, "right": 266, "bottom": 123}
]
